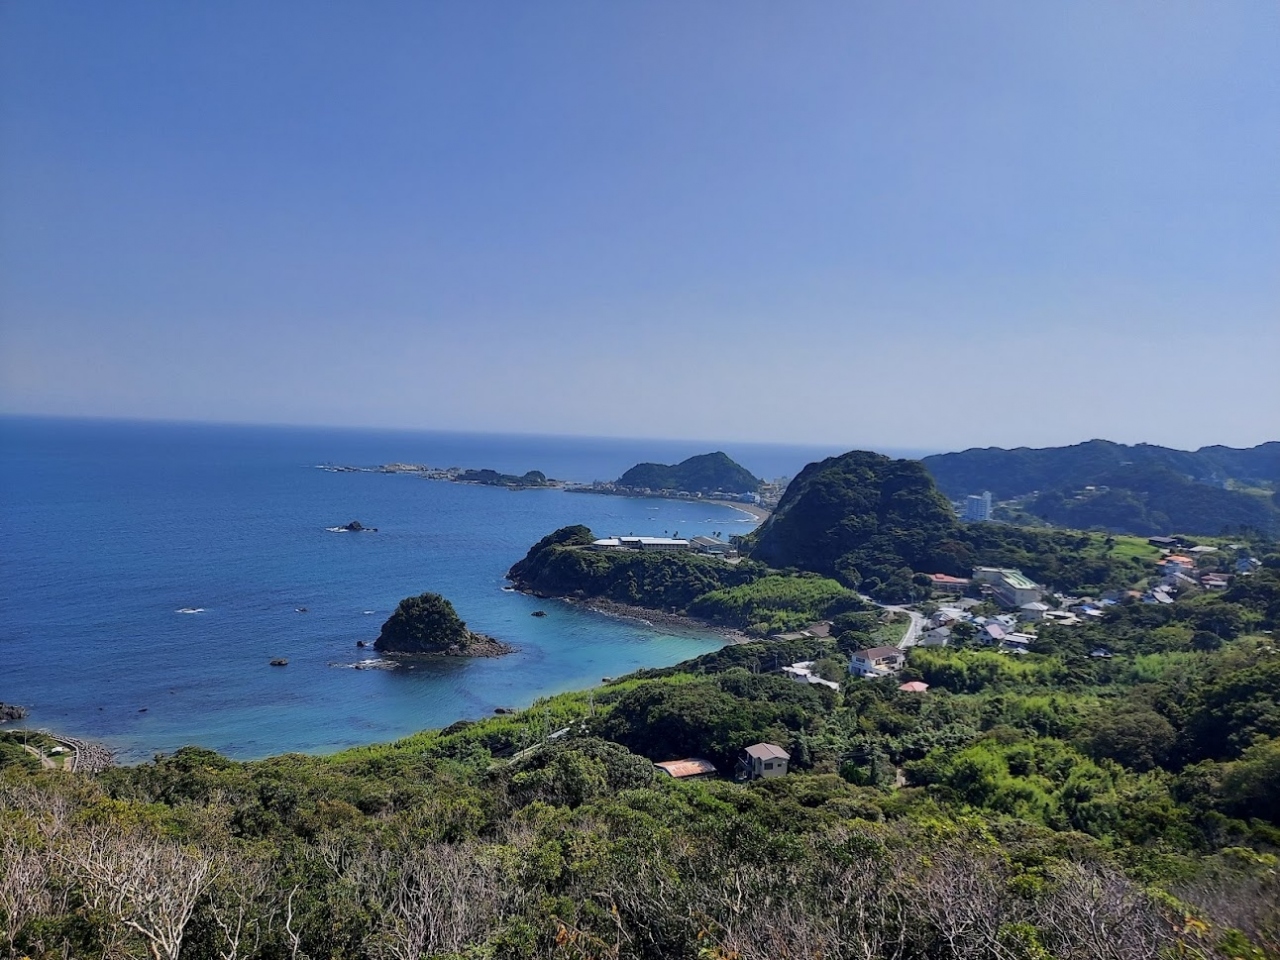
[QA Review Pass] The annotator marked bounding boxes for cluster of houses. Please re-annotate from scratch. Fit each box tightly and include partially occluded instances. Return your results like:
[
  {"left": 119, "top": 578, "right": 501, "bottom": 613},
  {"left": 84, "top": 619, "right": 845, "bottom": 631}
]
[
  {"left": 646, "top": 540, "right": 1268, "bottom": 787},
  {"left": 1146, "top": 538, "right": 1262, "bottom": 601}
]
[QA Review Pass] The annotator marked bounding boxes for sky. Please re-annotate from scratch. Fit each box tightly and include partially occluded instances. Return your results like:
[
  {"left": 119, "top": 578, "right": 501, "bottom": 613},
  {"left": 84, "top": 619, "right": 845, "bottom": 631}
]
[{"left": 1, "top": 2, "right": 1277, "bottom": 453}]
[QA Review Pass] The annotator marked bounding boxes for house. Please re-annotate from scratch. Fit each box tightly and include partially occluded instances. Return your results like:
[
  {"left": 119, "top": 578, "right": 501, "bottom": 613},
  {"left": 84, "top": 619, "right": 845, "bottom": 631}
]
[
  {"left": 982, "top": 623, "right": 1007, "bottom": 645},
  {"left": 1159, "top": 555, "right": 1195, "bottom": 576},
  {"left": 1201, "top": 573, "right": 1230, "bottom": 590},
  {"left": 850, "top": 646, "right": 906, "bottom": 677},
  {"left": 1236, "top": 557, "right": 1262, "bottom": 575},
  {"left": 781, "top": 661, "right": 841, "bottom": 691},
  {"left": 736, "top": 743, "right": 790, "bottom": 781},
  {"left": 920, "top": 626, "right": 952, "bottom": 647},
  {"left": 927, "top": 573, "right": 970, "bottom": 595},
  {"left": 930, "top": 608, "right": 963, "bottom": 628},
  {"left": 1018, "top": 601, "right": 1050, "bottom": 621},
  {"left": 899, "top": 681, "right": 929, "bottom": 693},
  {"left": 1090, "top": 648, "right": 1114, "bottom": 659},
  {"left": 654, "top": 758, "right": 717, "bottom": 780},
  {"left": 1188, "top": 545, "right": 1218, "bottom": 555},
  {"left": 1148, "top": 536, "right": 1181, "bottom": 548}
]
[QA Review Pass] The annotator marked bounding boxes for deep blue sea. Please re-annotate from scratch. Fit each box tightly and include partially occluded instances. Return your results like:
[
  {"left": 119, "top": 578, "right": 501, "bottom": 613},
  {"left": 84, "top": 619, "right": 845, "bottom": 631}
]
[{"left": 0, "top": 417, "right": 923, "bottom": 762}]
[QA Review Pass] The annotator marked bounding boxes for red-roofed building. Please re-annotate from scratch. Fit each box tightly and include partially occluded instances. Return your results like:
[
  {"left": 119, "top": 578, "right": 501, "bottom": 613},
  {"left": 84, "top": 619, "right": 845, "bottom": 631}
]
[{"left": 927, "top": 573, "right": 970, "bottom": 595}]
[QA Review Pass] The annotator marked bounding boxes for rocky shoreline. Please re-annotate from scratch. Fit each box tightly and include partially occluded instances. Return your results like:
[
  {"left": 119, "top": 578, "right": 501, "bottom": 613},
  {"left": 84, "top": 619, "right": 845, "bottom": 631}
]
[
  {"left": 381, "top": 632, "right": 516, "bottom": 660},
  {"left": 525, "top": 592, "right": 752, "bottom": 645}
]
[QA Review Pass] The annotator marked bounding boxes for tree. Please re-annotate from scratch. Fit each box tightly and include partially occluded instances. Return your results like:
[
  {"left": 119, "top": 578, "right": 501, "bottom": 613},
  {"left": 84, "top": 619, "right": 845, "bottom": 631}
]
[{"left": 58, "top": 827, "right": 213, "bottom": 960}]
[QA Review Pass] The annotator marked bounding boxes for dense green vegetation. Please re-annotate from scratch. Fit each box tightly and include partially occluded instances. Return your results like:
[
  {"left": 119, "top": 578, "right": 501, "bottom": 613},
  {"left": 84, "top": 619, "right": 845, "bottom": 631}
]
[
  {"left": 686, "top": 574, "right": 867, "bottom": 634},
  {"left": 4, "top": 572, "right": 1280, "bottom": 959},
  {"left": 615, "top": 451, "right": 761, "bottom": 494},
  {"left": 923, "top": 439, "right": 1280, "bottom": 537},
  {"left": 374, "top": 592, "right": 476, "bottom": 654}
]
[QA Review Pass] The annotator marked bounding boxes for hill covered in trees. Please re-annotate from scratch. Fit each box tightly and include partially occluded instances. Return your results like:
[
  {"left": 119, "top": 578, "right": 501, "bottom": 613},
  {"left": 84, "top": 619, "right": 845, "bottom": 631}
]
[
  {"left": 507, "top": 524, "right": 869, "bottom": 634},
  {"left": 745, "top": 449, "right": 1155, "bottom": 599},
  {"left": 616, "top": 451, "right": 761, "bottom": 494},
  {"left": 923, "top": 439, "right": 1280, "bottom": 536}
]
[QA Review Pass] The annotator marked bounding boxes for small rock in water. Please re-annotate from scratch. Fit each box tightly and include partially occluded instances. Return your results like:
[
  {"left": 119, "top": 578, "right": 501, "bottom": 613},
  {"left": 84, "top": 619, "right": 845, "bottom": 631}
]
[
  {"left": 296, "top": 607, "right": 308, "bottom": 613},
  {"left": 531, "top": 610, "right": 547, "bottom": 617},
  {"left": 270, "top": 658, "right": 289, "bottom": 667},
  {"left": 494, "top": 707, "right": 515, "bottom": 715},
  {"left": 356, "top": 639, "right": 367, "bottom": 647}
]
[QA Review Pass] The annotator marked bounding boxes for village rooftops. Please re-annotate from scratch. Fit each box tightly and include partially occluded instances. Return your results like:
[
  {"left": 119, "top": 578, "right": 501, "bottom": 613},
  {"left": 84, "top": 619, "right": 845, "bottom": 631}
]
[
  {"left": 743, "top": 743, "right": 790, "bottom": 761},
  {"left": 654, "top": 758, "right": 717, "bottom": 779}
]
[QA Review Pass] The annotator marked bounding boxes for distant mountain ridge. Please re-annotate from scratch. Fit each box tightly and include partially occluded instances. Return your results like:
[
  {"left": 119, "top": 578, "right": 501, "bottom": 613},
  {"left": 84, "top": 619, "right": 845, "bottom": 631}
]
[
  {"left": 922, "top": 439, "right": 1280, "bottom": 537},
  {"left": 616, "top": 452, "right": 761, "bottom": 495}
]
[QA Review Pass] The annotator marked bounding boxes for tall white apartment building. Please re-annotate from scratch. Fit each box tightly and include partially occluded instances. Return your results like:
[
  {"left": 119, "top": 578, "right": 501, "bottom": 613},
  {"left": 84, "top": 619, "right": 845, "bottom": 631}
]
[{"left": 964, "top": 491, "right": 992, "bottom": 522}]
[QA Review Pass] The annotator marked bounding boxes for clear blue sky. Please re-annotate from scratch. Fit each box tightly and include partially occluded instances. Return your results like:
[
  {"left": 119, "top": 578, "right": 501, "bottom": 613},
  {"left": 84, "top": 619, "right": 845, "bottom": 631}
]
[{"left": 2, "top": 2, "right": 1277, "bottom": 451}]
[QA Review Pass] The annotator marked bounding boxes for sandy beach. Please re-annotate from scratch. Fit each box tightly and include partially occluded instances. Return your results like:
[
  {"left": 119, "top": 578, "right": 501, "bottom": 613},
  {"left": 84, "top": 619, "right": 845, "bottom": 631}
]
[{"left": 707, "top": 499, "right": 771, "bottom": 522}]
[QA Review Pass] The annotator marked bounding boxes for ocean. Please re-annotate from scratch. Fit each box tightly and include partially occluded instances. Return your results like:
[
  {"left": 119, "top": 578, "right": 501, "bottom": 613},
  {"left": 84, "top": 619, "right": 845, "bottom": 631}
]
[{"left": 0, "top": 417, "right": 918, "bottom": 763}]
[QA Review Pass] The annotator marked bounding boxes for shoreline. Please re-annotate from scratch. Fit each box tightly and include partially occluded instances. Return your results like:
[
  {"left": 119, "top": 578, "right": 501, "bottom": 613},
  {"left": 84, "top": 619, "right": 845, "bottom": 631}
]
[
  {"left": 565, "top": 487, "right": 772, "bottom": 523},
  {"left": 706, "top": 498, "right": 771, "bottom": 522},
  {"left": 545, "top": 593, "right": 754, "bottom": 645}
]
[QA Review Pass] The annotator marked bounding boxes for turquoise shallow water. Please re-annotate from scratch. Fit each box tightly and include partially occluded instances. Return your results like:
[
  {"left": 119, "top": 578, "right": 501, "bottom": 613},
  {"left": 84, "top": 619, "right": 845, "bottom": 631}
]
[{"left": 0, "top": 418, "right": 869, "bottom": 762}]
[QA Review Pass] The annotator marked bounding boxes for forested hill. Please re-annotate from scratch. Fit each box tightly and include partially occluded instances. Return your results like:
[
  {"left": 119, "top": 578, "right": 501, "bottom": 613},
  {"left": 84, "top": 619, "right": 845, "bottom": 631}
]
[
  {"left": 750, "top": 451, "right": 960, "bottom": 591},
  {"left": 923, "top": 439, "right": 1280, "bottom": 537},
  {"left": 616, "top": 452, "right": 761, "bottom": 494},
  {"left": 746, "top": 449, "right": 1169, "bottom": 598}
]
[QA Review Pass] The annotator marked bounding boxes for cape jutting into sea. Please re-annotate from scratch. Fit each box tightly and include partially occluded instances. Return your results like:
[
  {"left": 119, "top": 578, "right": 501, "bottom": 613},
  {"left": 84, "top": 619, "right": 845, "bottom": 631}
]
[{"left": 0, "top": 416, "right": 926, "bottom": 763}]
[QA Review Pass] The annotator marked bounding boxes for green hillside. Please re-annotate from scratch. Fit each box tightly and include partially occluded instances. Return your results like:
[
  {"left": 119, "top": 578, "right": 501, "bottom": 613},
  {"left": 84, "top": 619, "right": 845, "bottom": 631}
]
[
  {"left": 746, "top": 449, "right": 1169, "bottom": 599},
  {"left": 923, "top": 439, "right": 1280, "bottom": 537},
  {"left": 616, "top": 451, "right": 761, "bottom": 494}
]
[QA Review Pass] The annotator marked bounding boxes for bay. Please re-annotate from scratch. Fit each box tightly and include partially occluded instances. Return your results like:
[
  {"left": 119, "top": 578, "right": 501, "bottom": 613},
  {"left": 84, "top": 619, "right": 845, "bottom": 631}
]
[{"left": 0, "top": 417, "right": 893, "bottom": 762}]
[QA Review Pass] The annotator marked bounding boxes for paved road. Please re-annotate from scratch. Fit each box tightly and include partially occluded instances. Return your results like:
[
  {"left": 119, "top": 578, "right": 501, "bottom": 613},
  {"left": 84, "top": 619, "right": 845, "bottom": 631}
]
[{"left": 863, "top": 599, "right": 926, "bottom": 649}]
